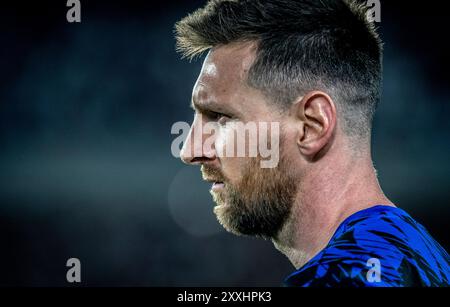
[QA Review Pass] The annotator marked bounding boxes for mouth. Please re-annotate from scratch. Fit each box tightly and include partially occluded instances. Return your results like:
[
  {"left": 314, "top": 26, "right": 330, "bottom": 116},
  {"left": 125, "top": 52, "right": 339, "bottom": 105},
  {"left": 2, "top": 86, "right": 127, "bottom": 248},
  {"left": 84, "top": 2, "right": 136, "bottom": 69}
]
[
  {"left": 211, "top": 181, "right": 225, "bottom": 192},
  {"left": 204, "top": 178, "right": 225, "bottom": 192}
]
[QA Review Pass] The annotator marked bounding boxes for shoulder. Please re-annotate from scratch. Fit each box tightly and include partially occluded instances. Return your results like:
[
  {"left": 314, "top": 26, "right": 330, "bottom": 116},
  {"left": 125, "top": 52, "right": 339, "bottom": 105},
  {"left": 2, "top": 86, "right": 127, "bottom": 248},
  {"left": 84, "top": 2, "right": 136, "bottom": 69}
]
[{"left": 284, "top": 206, "right": 450, "bottom": 287}]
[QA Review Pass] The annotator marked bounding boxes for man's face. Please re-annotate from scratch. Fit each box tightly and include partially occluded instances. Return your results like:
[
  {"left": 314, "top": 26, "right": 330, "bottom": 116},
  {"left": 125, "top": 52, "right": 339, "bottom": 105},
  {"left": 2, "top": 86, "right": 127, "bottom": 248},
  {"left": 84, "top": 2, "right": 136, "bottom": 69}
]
[{"left": 181, "top": 42, "right": 298, "bottom": 239}]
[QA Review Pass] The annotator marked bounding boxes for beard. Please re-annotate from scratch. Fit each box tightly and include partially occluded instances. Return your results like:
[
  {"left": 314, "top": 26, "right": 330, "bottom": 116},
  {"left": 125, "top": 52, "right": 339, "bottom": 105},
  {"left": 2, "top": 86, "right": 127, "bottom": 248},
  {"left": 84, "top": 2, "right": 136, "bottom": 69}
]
[{"left": 201, "top": 152, "right": 297, "bottom": 240}]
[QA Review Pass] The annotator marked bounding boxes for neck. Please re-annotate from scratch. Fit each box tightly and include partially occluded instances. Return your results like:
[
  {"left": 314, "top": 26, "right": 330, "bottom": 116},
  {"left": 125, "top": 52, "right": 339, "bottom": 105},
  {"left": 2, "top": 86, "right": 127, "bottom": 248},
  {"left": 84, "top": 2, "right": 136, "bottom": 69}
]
[{"left": 272, "top": 149, "right": 394, "bottom": 269}]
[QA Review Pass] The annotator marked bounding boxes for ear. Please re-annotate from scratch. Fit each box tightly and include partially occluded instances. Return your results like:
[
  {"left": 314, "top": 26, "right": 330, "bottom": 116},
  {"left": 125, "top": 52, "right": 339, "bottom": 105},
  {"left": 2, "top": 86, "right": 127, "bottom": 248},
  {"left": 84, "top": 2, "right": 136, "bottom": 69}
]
[{"left": 291, "top": 91, "right": 337, "bottom": 158}]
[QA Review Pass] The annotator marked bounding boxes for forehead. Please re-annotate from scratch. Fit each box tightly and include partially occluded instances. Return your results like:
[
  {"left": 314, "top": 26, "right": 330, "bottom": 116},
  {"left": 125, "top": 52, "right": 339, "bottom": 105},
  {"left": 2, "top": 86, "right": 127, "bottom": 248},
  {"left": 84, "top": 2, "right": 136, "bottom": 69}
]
[
  {"left": 201, "top": 42, "right": 256, "bottom": 85},
  {"left": 192, "top": 42, "right": 263, "bottom": 113}
]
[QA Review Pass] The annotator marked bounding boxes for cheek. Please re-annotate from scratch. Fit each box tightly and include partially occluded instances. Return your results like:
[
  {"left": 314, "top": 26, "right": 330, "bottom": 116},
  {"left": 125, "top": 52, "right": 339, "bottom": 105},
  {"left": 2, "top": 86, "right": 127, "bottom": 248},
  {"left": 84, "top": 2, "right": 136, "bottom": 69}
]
[
  {"left": 214, "top": 124, "right": 235, "bottom": 157},
  {"left": 215, "top": 122, "right": 260, "bottom": 158},
  {"left": 214, "top": 128, "right": 226, "bottom": 158},
  {"left": 215, "top": 126, "right": 248, "bottom": 183},
  {"left": 218, "top": 157, "right": 247, "bottom": 184}
]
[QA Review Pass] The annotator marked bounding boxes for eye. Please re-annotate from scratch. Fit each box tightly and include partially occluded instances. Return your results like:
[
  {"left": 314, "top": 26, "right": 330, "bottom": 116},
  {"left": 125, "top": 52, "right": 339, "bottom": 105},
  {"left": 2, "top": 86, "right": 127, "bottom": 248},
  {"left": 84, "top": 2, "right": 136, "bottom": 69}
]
[{"left": 211, "top": 112, "right": 230, "bottom": 125}]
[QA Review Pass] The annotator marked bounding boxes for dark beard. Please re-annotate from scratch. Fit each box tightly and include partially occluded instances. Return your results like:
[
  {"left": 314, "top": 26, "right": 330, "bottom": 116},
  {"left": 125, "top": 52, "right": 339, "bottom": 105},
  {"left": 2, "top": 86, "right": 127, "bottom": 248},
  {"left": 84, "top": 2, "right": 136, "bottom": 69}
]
[{"left": 210, "top": 154, "right": 297, "bottom": 239}]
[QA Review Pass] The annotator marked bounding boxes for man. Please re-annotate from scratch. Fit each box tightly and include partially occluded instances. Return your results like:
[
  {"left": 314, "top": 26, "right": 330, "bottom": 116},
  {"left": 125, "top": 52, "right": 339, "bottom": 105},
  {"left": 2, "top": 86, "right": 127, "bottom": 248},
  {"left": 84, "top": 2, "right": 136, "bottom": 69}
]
[{"left": 175, "top": 0, "right": 450, "bottom": 286}]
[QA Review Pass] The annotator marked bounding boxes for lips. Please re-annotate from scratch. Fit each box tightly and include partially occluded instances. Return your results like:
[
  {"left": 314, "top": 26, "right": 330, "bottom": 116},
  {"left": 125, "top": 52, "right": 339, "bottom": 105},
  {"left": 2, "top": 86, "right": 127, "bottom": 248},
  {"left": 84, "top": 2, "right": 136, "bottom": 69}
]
[
  {"left": 203, "top": 177, "right": 223, "bottom": 184},
  {"left": 204, "top": 177, "right": 225, "bottom": 191},
  {"left": 211, "top": 181, "right": 225, "bottom": 192}
]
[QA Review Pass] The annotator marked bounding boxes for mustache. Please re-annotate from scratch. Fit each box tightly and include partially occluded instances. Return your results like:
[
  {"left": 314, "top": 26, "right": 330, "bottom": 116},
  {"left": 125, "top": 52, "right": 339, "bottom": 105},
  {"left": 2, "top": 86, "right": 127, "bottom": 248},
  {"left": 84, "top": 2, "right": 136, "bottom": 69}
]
[{"left": 201, "top": 165, "right": 227, "bottom": 182}]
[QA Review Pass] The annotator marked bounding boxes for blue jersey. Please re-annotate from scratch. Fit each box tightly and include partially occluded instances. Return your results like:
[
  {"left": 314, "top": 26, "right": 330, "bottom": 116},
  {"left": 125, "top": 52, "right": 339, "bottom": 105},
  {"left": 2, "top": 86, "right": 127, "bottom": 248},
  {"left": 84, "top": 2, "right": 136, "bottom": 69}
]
[{"left": 283, "top": 205, "right": 450, "bottom": 287}]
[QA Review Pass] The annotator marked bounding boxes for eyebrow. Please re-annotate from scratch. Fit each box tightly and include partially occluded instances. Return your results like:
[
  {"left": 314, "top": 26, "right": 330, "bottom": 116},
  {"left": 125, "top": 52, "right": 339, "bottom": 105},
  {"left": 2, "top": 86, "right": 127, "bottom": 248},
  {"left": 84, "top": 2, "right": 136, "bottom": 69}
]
[{"left": 190, "top": 98, "right": 238, "bottom": 116}]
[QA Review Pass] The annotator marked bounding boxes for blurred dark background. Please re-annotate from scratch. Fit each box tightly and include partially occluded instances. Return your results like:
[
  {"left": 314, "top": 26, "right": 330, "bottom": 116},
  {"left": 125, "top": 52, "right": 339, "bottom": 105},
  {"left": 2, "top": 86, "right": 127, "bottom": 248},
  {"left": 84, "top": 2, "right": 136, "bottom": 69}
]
[{"left": 0, "top": 0, "right": 448, "bottom": 286}]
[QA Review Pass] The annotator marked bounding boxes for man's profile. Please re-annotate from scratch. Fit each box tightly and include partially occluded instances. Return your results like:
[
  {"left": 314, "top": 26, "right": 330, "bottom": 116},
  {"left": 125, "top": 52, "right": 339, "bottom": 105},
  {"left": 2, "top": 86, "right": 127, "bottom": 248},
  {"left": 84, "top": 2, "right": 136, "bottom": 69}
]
[{"left": 174, "top": 0, "right": 450, "bottom": 286}]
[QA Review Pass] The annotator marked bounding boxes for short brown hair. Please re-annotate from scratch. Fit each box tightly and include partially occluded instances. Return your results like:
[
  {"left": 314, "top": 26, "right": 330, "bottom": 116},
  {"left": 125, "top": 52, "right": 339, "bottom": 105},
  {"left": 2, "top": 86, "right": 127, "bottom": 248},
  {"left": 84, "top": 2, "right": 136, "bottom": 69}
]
[{"left": 175, "top": 0, "right": 383, "bottom": 142}]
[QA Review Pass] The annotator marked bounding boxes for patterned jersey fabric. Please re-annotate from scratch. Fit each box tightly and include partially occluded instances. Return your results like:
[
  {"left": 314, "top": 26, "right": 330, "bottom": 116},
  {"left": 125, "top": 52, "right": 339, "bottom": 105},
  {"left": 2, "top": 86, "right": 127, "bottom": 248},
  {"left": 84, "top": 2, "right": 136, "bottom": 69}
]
[{"left": 283, "top": 205, "right": 450, "bottom": 287}]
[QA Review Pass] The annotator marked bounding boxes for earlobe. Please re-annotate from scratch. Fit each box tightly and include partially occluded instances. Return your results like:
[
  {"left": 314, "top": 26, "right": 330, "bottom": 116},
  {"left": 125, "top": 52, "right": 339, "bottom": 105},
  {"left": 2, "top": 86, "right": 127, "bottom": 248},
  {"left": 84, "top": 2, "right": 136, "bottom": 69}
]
[{"left": 294, "top": 91, "right": 336, "bottom": 158}]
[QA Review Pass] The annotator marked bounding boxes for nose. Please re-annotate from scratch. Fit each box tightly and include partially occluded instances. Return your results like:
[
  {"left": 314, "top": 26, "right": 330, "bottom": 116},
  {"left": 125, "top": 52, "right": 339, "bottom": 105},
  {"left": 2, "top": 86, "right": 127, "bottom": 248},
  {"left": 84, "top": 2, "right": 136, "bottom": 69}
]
[{"left": 180, "top": 115, "right": 216, "bottom": 165}]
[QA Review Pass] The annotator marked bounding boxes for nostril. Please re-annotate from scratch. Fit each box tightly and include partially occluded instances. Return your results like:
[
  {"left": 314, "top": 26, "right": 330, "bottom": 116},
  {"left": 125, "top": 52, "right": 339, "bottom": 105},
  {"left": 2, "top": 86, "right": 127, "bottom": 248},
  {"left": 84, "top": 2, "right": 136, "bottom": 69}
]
[{"left": 190, "top": 157, "right": 206, "bottom": 165}]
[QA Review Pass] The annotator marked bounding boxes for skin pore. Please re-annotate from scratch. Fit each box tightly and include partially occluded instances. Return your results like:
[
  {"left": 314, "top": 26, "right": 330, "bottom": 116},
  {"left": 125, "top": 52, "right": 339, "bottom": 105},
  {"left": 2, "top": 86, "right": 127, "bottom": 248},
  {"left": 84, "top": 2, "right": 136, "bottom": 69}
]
[{"left": 180, "top": 41, "right": 394, "bottom": 269}]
